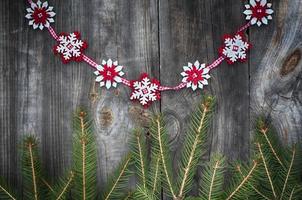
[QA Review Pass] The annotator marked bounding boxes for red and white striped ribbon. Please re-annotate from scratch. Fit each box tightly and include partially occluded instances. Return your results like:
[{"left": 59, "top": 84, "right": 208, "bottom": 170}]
[
  {"left": 237, "top": 22, "right": 251, "bottom": 33},
  {"left": 121, "top": 78, "right": 131, "bottom": 87},
  {"left": 208, "top": 56, "right": 225, "bottom": 70},
  {"left": 159, "top": 82, "right": 187, "bottom": 91},
  {"left": 47, "top": 26, "right": 59, "bottom": 41},
  {"left": 82, "top": 55, "right": 98, "bottom": 69}
]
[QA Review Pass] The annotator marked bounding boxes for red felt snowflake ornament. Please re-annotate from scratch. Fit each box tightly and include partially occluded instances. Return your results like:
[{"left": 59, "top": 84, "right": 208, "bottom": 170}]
[
  {"left": 219, "top": 33, "right": 252, "bottom": 65},
  {"left": 243, "top": 0, "right": 274, "bottom": 27},
  {"left": 53, "top": 32, "right": 88, "bottom": 64},
  {"left": 130, "top": 73, "right": 161, "bottom": 108},
  {"left": 25, "top": 0, "right": 56, "bottom": 30}
]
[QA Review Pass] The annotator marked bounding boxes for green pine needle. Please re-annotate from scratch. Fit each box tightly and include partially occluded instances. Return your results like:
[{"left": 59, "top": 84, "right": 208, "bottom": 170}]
[
  {"left": 200, "top": 154, "right": 225, "bottom": 200},
  {"left": 102, "top": 154, "right": 133, "bottom": 200},
  {"left": 132, "top": 186, "right": 157, "bottom": 200},
  {"left": 21, "top": 135, "right": 44, "bottom": 200},
  {"left": 130, "top": 129, "right": 148, "bottom": 189},
  {"left": 177, "top": 96, "right": 215, "bottom": 198},
  {"left": 50, "top": 171, "right": 74, "bottom": 200},
  {"left": 149, "top": 115, "right": 176, "bottom": 199},
  {"left": 224, "top": 161, "right": 259, "bottom": 200},
  {"left": 0, "top": 179, "right": 17, "bottom": 200},
  {"left": 72, "top": 110, "right": 97, "bottom": 200}
]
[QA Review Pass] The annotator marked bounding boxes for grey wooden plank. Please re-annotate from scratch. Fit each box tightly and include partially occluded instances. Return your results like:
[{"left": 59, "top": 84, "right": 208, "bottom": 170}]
[
  {"left": 250, "top": 0, "right": 302, "bottom": 143},
  {"left": 89, "top": 0, "right": 159, "bottom": 186},
  {"left": 159, "top": 0, "right": 250, "bottom": 198}
]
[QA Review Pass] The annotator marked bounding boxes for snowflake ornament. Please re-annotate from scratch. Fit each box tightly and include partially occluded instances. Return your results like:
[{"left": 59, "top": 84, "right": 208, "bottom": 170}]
[
  {"left": 94, "top": 59, "right": 125, "bottom": 89},
  {"left": 181, "top": 61, "right": 211, "bottom": 91},
  {"left": 25, "top": 0, "right": 56, "bottom": 30},
  {"left": 130, "top": 74, "right": 160, "bottom": 108},
  {"left": 243, "top": 0, "right": 274, "bottom": 27},
  {"left": 219, "top": 33, "right": 251, "bottom": 64},
  {"left": 53, "top": 32, "right": 88, "bottom": 63}
]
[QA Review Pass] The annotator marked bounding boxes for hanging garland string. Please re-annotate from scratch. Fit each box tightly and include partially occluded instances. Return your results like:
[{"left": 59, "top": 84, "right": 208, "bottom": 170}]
[{"left": 25, "top": 0, "right": 274, "bottom": 108}]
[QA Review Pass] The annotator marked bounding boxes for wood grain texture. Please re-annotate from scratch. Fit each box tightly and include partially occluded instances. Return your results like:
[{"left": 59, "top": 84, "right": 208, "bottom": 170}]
[{"left": 0, "top": 0, "right": 301, "bottom": 199}]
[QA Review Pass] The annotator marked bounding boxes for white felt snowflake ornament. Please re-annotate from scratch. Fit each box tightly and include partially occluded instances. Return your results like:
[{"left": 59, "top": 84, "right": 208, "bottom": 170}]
[
  {"left": 94, "top": 59, "right": 125, "bottom": 89},
  {"left": 53, "top": 32, "right": 88, "bottom": 63},
  {"left": 130, "top": 74, "right": 160, "bottom": 108},
  {"left": 243, "top": 0, "right": 274, "bottom": 27},
  {"left": 219, "top": 33, "right": 251, "bottom": 64},
  {"left": 181, "top": 61, "right": 210, "bottom": 91},
  {"left": 25, "top": 0, "right": 56, "bottom": 30}
]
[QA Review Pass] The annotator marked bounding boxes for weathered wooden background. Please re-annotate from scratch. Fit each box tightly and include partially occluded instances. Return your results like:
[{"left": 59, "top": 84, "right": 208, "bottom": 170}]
[{"left": 0, "top": 0, "right": 302, "bottom": 198}]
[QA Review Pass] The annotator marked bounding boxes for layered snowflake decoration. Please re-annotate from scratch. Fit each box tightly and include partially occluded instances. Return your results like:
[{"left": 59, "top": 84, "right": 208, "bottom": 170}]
[
  {"left": 53, "top": 32, "right": 88, "bottom": 63},
  {"left": 244, "top": 0, "right": 274, "bottom": 27},
  {"left": 181, "top": 61, "right": 211, "bottom": 91},
  {"left": 25, "top": 0, "right": 56, "bottom": 30},
  {"left": 130, "top": 74, "right": 160, "bottom": 107},
  {"left": 219, "top": 33, "right": 251, "bottom": 64},
  {"left": 94, "top": 59, "right": 124, "bottom": 89}
]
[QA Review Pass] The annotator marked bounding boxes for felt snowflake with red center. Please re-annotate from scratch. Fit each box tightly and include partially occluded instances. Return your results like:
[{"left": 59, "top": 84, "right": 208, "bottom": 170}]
[
  {"left": 53, "top": 32, "right": 88, "bottom": 63},
  {"left": 219, "top": 33, "right": 251, "bottom": 64},
  {"left": 94, "top": 59, "right": 124, "bottom": 89},
  {"left": 130, "top": 74, "right": 160, "bottom": 107},
  {"left": 244, "top": 0, "right": 274, "bottom": 27},
  {"left": 181, "top": 61, "right": 210, "bottom": 91},
  {"left": 25, "top": 0, "right": 56, "bottom": 30}
]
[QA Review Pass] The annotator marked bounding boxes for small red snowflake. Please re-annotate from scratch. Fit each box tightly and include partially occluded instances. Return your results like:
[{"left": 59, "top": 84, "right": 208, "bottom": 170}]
[
  {"left": 25, "top": 0, "right": 56, "bottom": 30},
  {"left": 243, "top": 0, "right": 274, "bottom": 27},
  {"left": 94, "top": 59, "right": 124, "bottom": 89},
  {"left": 219, "top": 33, "right": 252, "bottom": 64},
  {"left": 53, "top": 32, "right": 88, "bottom": 63},
  {"left": 130, "top": 73, "right": 161, "bottom": 108},
  {"left": 181, "top": 61, "right": 210, "bottom": 91}
]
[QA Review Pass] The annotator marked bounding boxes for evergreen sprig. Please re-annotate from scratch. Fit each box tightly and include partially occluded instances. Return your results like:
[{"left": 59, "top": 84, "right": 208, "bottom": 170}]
[
  {"left": 176, "top": 96, "right": 215, "bottom": 198},
  {"left": 149, "top": 115, "right": 177, "bottom": 199},
  {"left": 101, "top": 154, "right": 132, "bottom": 200},
  {"left": 199, "top": 154, "right": 225, "bottom": 200},
  {"left": 130, "top": 129, "right": 148, "bottom": 190},
  {"left": 72, "top": 110, "right": 97, "bottom": 200},
  {"left": 50, "top": 171, "right": 74, "bottom": 200},
  {"left": 0, "top": 178, "right": 17, "bottom": 200},
  {"left": 21, "top": 136, "right": 45, "bottom": 200}
]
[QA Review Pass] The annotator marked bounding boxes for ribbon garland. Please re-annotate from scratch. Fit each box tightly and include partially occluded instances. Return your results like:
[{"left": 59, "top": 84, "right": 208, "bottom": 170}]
[{"left": 25, "top": 0, "right": 274, "bottom": 108}]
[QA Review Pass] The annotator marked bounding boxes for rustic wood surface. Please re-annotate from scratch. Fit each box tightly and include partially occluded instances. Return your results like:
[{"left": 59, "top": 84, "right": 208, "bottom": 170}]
[{"left": 0, "top": 0, "right": 301, "bottom": 199}]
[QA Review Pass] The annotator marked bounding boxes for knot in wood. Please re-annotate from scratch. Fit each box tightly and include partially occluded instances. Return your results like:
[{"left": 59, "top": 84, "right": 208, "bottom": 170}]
[{"left": 280, "top": 49, "right": 301, "bottom": 76}]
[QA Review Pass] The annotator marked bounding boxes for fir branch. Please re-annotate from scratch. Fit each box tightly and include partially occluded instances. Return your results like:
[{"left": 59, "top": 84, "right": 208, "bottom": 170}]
[
  {"left": 200, "top": 154, "right": 225, "bottom": 200},
  {"left": 260, "top": 127, "right": 285, "bottom": 169},
  {"left": 177, "top": 96, "right": 215, "bottom": 198},
  {"left": 72, "top": 110, "right": 97, "bottom": 200},
  {"left": 122, "top": 192, "right": 133, "bottom": 200},
  {"left": 150, "top": 155, "right": 160, "bottom": 194},
  {"left": 132, "top": 186, "right": 156, "bottom": 200},
  {"left": 130, "top": 129, "right": 147, "bottom": 189},
  {"left": 226, "top": 161, "right": 258, "bottom": 200},
  {"left": 237, "top": 165, "right": 270, "bottom": 200},
  {"left": 289, "top": 186, "right": 296, "bottom": 200},
  {"left": 41, "top": 178, "right": 54, "bottom": 194},
  {"left": 28, "top": 142, "right": 38, "bottom": 200},
  {"left": 257, "top": 143, "right": 276, "bottom": 198},
  {"left": 155, "top": 117, "right": 176, "bottom": 199},
  {"left": 22, "top": 135, "right": 44, "bottom": 200},
  {"left": 103, "top": 155, "right": 132, "bottom": 200},
  {"left": 54, "top": 171, "right": 74, "bottom": 200},
  {"left": 0, "top": 181, "right": 17, "bottom": 200},
  {"left": 280, "top": 146, "right": 296, "bottom": 199}
]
